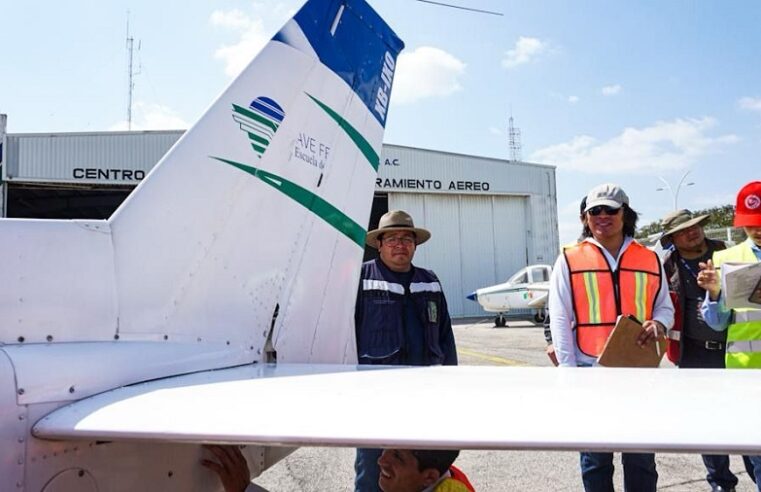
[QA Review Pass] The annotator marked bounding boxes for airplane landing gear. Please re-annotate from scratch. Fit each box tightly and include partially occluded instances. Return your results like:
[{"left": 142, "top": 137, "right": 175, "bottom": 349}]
[
  {"left": 494, "top": 315, "right": 507, "bottom": 327},
  {"left": 534, "top": 310, "right": 547, "bottom": 324}
]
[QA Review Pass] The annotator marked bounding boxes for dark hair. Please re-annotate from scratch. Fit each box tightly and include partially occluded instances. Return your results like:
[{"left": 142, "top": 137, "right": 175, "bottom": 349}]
[
  {"left": 582, "top": 204, "right": 639, "bottom": 238},
  {"left": 411, "top": 449, "right": 460, "bottom": 474},
  {"left": 579, "top": 196, "right": 587, "bottom": 217}
]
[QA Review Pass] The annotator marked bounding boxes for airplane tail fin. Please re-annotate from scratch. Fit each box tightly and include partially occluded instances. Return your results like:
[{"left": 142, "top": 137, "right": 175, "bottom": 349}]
[{"left": 102, "top": 0, "right": 403, "bottom": 361}]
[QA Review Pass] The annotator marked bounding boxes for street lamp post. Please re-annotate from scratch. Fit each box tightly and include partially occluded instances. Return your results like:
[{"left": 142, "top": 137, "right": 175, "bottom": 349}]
[{"left": 656, "top": 171, "right": 695, "bottom": 210}]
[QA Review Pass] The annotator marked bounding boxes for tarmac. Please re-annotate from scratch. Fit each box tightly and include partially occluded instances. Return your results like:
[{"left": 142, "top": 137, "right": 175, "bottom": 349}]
[{"left": 255, "top": 318, "right": 758, "bottom": 491}]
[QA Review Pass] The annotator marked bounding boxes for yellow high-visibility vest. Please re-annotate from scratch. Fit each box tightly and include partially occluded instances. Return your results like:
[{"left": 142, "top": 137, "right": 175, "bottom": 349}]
[{"left": 713, "top": 241, "right": 761, "bottom": 369}]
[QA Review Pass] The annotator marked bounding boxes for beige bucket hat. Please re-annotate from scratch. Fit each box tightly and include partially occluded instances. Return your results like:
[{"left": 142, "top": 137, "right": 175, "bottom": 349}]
[
  {"left": 660, "top": 209, "right": 710, "bottom": 239},
  {"left": 366, "top": 210, "right": 431, "bottom": 248}
]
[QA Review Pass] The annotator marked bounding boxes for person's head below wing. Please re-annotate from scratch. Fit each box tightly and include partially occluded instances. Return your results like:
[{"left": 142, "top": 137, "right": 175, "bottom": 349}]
[
  {"left": 366, "top": 210, "right": 431, "bottom": 272},
  {"left": 377, "top": 448, "right": 462, "bottom": 492},
  {"left": 581, "top": 183, "right": 639, "bottom": 239}
]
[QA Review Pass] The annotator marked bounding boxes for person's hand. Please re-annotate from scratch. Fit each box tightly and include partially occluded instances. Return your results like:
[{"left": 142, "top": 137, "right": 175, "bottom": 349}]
[
  {"left": 201, "top": 445, "right": 251, "bottom": 492},
  {"left": 637, "top": 320, "right": 664, "bottom": 348},
  {"left": 545, "top": 344, "right": 559, "bottom": 366},
  {"left": 697, "top": 259, "right": 721, "bottom": 300}
]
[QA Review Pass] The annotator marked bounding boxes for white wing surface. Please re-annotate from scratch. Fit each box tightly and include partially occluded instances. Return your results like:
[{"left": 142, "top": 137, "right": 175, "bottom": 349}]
[{"left": 34, "top": 364, "right": 761, "bottom": 454}]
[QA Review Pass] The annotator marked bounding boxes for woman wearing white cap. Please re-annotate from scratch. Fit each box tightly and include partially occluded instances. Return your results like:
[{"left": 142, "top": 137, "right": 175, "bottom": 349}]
[{"left": 549, "top": 183, "right": 674, "bottom": 492}]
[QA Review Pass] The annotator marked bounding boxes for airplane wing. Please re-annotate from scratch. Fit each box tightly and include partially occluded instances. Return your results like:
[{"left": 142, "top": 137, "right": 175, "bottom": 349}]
[{"left": 34, "top": 364, "right": 761, "bottom": 454}]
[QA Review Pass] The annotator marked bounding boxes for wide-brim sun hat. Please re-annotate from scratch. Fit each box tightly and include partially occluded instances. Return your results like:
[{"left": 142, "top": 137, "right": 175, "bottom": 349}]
[
  {"left": 366, "top": 210, "right": 431, "bottom": 248},
  {"left": 660, "top": 209, "right": 710, "bottom": 239}
]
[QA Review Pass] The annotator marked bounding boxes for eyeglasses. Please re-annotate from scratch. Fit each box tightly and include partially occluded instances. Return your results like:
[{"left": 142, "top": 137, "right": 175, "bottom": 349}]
[
  {"left": 382, "top": 236, "right": 415, "bottom": 246},
  {"left": 587, "top": 205, "right": 622, "bottom": 216}
]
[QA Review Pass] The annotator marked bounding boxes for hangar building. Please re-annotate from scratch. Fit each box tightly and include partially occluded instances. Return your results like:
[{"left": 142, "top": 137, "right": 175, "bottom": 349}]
[{"left": 0, "top": 121, "right": 558, "bottom": 318}]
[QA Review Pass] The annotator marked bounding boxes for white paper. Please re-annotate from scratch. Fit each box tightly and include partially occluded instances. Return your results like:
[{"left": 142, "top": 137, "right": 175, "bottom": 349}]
[{"left": 721, "top": 262, "right": 761, "bottom": 309}]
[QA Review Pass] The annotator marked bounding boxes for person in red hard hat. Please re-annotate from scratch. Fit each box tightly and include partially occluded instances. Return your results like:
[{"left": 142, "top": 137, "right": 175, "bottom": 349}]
[{"left": 699, "top": 181, "right": 761, "bottom": 490}]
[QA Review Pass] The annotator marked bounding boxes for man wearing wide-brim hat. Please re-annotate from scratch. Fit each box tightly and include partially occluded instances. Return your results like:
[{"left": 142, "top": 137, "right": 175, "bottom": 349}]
[
  {"left": 660, "top": 209, "right": 734, "bottom": 492},
  {"left": 353, "top": 210, "right": 457, "bottom": 492}
]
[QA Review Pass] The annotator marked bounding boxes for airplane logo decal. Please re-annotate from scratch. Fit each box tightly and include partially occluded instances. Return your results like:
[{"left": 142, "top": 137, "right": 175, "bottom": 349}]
[
  {"left": 232, "top": 97, "right": 286, "bottom": 159},
  {"left": 215, "top": 92, "right": 379, "bottom": 248}
]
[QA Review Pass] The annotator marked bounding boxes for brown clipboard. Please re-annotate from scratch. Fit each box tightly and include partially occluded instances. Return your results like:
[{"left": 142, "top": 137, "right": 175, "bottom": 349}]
[{"left": 597, "top": 315, "right": 666, "bottom": 368}]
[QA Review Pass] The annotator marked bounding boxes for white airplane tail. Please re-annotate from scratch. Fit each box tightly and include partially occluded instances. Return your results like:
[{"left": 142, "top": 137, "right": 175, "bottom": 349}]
[{"left": 0, "top": 0, "right": 404, "bottom": 365}]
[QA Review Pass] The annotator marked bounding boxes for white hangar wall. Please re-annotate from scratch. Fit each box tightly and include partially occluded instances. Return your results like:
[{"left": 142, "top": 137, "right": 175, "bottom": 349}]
[{"left": 380, "top": 145, "right": 558, "bottom": 318}]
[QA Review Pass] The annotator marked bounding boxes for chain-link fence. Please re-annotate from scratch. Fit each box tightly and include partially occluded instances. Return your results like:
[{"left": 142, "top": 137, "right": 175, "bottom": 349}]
[{"left": 704, "top": 226, "right": 747, "bottom": 245}]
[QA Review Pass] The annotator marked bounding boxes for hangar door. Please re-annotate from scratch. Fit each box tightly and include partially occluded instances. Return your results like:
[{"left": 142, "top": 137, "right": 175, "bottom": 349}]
[{"left": 389, "top": 193, "right": 529, "bottom": 318}]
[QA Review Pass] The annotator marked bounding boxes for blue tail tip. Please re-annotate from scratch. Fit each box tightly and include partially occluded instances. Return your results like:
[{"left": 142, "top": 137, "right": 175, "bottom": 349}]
[{"left": 466, "top": 292, "right": 477, "bottom": 301}]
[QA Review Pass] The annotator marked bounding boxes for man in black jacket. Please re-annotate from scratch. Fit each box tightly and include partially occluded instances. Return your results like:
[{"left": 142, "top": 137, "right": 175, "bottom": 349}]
[
  {"left": 353, "top": 210, "right": 457, "bottom": 491},
  {"left": 660, "top": 209, "right": 735, "bottom": 492}
]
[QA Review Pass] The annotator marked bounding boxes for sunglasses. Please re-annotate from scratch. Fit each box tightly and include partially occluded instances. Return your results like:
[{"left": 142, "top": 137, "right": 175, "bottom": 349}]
[{"left": 587, "top": 205, "right": 622, "bottom": 216}]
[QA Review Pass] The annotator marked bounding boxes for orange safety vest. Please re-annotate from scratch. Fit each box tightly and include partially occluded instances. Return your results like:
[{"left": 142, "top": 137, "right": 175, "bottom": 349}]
[{"left": 564, "top": 241, "right": 662, "bottom": 357}]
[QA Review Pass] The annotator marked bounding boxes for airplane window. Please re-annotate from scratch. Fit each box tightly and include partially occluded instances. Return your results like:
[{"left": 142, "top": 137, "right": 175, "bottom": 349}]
[{"left": 509, "top": 271, "right": 528, "bottom": 284}]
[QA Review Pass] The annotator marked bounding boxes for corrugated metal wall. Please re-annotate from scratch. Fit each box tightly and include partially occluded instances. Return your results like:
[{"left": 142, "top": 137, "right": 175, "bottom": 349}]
[
  {"left": 390, "top": 193, "right": 529, "bottom": 318},
  {"left": 5, "top": 132, "right": 182, "bottom": 184}
]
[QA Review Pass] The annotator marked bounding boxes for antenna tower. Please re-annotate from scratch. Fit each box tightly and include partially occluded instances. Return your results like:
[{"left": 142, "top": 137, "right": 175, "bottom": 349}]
[
  {"left": 126, "top": 13, "right": 141, "bottom": 130},
  {"left": 508, "top": 114, "right": 522, "bottom": 162}
]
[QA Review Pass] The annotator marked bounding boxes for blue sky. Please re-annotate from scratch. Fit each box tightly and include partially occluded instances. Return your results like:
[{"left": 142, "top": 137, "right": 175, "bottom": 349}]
[{"left": 1, "top": 0, "right": 760, "bottom": 244}]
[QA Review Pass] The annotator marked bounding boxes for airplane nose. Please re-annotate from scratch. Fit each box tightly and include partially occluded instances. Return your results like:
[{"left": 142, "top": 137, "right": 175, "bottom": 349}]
[{"left": 466, "top": 291, "right": 477, "bottom": 301}]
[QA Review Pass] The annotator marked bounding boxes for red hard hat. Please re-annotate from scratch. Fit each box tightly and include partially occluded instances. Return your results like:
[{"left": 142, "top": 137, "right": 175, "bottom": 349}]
[{"left": 734, "top": 181, "right": 761, "bottom": 227}]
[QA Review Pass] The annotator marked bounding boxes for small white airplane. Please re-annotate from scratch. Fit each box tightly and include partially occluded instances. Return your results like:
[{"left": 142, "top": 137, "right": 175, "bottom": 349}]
[
  {"left": 466, "top": 264, "right": 552, "bottom": 326},
  {"left": 2, "top": 1, "right": 761, "bottom": 491}
]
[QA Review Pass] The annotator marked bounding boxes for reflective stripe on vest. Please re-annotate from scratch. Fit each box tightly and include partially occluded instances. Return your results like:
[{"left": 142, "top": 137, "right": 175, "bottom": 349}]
[
  {"left": 362, "top": 279, "right": 404, "bottom": 295},
  {"left": 565, "top": 241, "right": 662, "bottom": 357},
  {"left": 409, "top": 281, "right": 442, "bottom": 293},
  {"left": 712, "top": 242, "right": 761, "bottom": 368},
  {"left": 727, "top": 340, "right": 761, "bottom": 353},
  {"left": 734, "top": 311, "right": 761, "bottom": 323},
  {"left": 667, "top": 329, "right": 681, "bottom": 341}
]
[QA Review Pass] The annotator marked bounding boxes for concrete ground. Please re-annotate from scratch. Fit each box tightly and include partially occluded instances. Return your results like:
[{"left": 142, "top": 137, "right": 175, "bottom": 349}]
[{"left": 254, "top": 318, "right": 757, "bottom": 491}]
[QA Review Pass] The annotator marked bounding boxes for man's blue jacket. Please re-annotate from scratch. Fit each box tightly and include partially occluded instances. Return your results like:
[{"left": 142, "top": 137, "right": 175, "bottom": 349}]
[{"left": 354, "top": 258, "right": 457, "bottom": 366}]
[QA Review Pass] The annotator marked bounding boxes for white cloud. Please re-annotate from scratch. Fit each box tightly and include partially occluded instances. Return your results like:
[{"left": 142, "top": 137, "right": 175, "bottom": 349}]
[
  {"left": 210, "top": 9, "right": 251, "bottom": 30},
  {"left": 501, "top": 37, "right": 548, "bottom": 69},
  {"left": 391, "top": 46, "right": 466, "bottom": 105},
  {"left": 530, "top": 117, "right": 739, "bottom": 174},
  {"left": 213, "top": 19, "right": 269, "bottom": 77},
  {"left": 110, "top": 102, "right": 189, "bottom": 131},
  {"left": 602, "top": 84, "right": 622, "bottom": 96},
  {"left": 568, "top": 95, "right": 579, "bottom": 104},
  {"left": 738, "top": 96, "right": 761, "bottom": 112},
  {"left": 488, "top": 126, "right": 503, "bottom": 136},
  {"left": 210, "top": 3, "right": 296, "bottom": 78}
]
